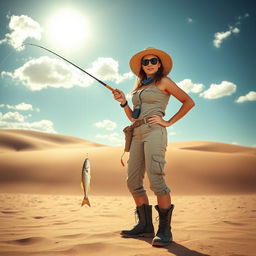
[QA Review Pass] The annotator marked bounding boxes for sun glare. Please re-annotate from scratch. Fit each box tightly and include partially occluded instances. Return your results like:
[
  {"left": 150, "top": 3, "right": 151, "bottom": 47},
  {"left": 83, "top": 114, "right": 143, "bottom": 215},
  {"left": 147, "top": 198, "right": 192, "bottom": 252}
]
[{"left": 48, "top": 9, "right": 89, "bottom": 49}]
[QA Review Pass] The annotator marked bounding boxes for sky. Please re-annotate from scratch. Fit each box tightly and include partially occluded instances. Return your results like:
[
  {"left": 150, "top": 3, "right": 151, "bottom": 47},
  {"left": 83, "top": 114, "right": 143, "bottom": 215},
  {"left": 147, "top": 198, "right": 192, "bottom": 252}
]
[{"left": 0, "top": 0, "right": 255, "bottom": 147}]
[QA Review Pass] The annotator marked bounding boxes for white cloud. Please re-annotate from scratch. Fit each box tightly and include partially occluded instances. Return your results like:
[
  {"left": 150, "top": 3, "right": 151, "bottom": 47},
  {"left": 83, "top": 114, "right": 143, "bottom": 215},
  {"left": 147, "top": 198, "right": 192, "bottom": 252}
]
[
  {"left": 213, "top": 30, "right": 233, "bottom": 48},
  {"left": 187, "top": 18, "right": 193, "bottom": 23},
  {"left": 237, "top": 13, "right": 250, "bottom": 20},
  {"left": 1, "top": 56, "right": 94, "bottom": 90},
  {"left": 213, "top": 13, "right": 249, "bottom": 48},
  {"left": 0, "top": 102, "right": 39, "bottom": 111},
  {"left": 235, "top": 91, "right": 256, "bottom": 103},
  {"left": 232, "top": 27, "right": 240, "bottom": 34},
  {"left": 94, "top": 120, "right": 117, "bottom": 131},
  {"left": 1, "top": 56, "right": 133, "bottom": 91},
  {"left": 0, "top": 111, "right": 56, "bottom": 133},
  {"left": 177, "top": 79, "right": 204, "bottom": 93},
  {"left": 87, "top": 57, "right": 133, "bottom": 84},
  {"left": 199, "top": 81, "right": 236, "bottom": 99},
  {"left": 175, "top": 79, "right": 238, "bottom": 100},
  {"left": 0, "top": 15, "right": 42, "bottom": 50},
  {"left": 95, "top": 132, "right": 123, "bottom": 145},
  {"left": 0, "top": 111, "right": 26, "bottom": 122}
]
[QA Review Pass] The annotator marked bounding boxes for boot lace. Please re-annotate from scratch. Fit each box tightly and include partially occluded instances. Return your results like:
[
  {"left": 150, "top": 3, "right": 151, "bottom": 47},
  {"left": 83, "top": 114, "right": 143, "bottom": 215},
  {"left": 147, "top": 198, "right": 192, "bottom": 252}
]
[{"left": 155, "top": 214, "right": 168, "bottom": 234}]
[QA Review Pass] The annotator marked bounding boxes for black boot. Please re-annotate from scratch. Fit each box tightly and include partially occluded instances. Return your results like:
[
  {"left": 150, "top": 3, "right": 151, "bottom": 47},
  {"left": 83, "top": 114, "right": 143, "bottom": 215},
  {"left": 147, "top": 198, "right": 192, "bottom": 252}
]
[
  {"left": 152, "top": 204, "right": 174, "bottom": 247},
  {"left": 121, "top": 204, "right": 155, "bottom": 238}
]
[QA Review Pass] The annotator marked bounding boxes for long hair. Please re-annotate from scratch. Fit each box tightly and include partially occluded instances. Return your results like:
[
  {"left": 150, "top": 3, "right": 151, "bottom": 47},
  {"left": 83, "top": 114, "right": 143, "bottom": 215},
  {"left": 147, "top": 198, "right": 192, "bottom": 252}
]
[{"left": 131, "top": 57, "right": 165, "bottom": 93}]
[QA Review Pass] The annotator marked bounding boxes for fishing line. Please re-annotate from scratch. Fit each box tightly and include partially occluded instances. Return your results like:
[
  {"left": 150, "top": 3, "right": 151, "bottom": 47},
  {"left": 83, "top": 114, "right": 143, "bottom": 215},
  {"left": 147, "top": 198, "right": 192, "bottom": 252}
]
[{"left": 22, "top": 43, "right": 115, "bottom": 92}]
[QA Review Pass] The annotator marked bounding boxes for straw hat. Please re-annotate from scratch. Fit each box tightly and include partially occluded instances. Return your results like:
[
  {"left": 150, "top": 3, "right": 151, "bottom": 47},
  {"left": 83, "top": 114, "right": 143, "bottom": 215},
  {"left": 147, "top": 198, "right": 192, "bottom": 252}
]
[{"left": 129, "top": 47, "right": 173, "bottom": 76}]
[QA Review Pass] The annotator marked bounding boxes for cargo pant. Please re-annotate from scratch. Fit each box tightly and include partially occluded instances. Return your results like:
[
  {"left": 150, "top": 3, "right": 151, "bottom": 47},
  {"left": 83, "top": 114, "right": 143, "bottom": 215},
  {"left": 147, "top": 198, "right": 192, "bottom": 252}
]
[{"left": 127, "top": 122, "right": 171, "bottom": 196}]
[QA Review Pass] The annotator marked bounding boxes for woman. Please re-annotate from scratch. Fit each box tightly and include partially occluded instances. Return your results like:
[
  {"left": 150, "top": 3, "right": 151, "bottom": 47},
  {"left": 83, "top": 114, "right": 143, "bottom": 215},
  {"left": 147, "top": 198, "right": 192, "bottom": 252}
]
[{"left": 112, "top": 47, "right": 195, "bottom": 247}]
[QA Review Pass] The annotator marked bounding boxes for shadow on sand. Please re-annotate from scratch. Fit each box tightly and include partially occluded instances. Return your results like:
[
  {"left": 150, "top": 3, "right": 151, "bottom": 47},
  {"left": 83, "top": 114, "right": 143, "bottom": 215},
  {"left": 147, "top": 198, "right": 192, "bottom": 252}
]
[
  {"left": 165, "top": 241, "right": 210, "bottom": 256},
  {"left": 122, "top": 236, "right": 210, "bottom": 256}
]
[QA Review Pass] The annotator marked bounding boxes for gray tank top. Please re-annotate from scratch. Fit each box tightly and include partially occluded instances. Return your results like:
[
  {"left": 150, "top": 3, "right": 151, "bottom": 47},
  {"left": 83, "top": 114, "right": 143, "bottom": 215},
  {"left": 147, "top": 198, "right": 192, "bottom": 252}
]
[{"left": 132, "top": 85, "right": 170, "bottom": 120}]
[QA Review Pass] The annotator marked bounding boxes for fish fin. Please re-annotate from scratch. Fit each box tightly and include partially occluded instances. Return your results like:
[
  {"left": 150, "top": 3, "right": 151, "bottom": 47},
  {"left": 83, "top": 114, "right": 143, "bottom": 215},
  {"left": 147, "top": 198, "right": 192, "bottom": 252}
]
[
  {"left": 81, "top": 197, "right": 91, "bottom": 207},
  {"left": 80, "top": 181, "right": 84, "bottom": 190}
]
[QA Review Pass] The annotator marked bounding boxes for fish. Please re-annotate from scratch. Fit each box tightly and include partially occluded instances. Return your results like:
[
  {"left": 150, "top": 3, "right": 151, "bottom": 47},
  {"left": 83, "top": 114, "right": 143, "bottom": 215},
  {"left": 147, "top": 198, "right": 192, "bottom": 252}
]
[{"left": 81, "top": 157, "right": 91, "bottom": 207}]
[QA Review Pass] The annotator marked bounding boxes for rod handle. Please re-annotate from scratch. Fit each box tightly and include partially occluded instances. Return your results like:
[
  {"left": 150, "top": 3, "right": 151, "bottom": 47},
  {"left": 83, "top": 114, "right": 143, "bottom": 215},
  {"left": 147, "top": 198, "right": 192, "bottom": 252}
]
[{"left": 105, "top": 84, "right": 115, "bottom": 92}]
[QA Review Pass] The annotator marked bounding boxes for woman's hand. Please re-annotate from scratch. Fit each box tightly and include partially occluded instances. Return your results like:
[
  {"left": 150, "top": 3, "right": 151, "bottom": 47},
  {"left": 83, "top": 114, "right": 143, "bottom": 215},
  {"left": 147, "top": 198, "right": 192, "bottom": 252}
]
[
  {"left": 112, "top": 89, "right": 126, "bottom": 104},
  {"left": 147, "top": 115, "right": 170, "bottom": 127}
]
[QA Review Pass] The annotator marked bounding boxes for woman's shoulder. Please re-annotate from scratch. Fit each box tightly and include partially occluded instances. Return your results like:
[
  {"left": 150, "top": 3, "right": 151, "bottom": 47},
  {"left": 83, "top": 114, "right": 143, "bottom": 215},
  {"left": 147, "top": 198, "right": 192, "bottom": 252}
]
[
  {"left": 156, "top": 76, "right": 174, "bottom": 90},
  {"left": 159, "top": 76, "right": 174, "bottom": 84}
]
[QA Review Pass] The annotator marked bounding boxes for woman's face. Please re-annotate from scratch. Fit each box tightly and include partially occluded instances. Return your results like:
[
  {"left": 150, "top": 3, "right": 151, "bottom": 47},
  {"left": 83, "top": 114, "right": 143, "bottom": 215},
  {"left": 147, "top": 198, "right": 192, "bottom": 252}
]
[{"left": 141, "top": 54, "right": 161, "bottom": 77}]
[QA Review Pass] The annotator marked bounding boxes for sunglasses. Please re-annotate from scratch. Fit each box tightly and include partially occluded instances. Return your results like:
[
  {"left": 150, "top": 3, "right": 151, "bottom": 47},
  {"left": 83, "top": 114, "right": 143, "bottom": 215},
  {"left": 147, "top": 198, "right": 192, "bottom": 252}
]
[{"left": 141, "top": 57, "right": 159, "bottom": 66}]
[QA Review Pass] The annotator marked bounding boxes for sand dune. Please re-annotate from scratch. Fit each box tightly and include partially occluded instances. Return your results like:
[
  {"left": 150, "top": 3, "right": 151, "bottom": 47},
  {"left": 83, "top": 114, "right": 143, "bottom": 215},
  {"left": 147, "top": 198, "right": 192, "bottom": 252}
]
[
  {"left": 0, "top": 129, "right": 104, "bottom": 152},
  {"left": 0, "top": 129, "right": 256, "bottom": 255},
  {"left": 0, "top": 129, "right": 255, "bottom": 195},
  {"left": 178, "top": 141, "right": 255, "bottom": 153}
]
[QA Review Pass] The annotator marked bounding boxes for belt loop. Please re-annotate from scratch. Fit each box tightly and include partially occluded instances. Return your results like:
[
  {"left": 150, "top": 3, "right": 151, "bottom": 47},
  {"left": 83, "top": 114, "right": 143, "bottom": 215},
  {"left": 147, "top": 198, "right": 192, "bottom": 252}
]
[{"left": 143, "top": 117, "right": 147, "bottom": 124}]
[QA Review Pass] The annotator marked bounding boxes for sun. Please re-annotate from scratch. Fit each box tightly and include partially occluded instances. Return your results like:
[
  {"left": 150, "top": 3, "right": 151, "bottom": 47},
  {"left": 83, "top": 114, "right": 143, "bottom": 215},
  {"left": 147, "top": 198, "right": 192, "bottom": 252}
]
[{"left": 47, "top": 9, "right": 89, "bottom": 50}]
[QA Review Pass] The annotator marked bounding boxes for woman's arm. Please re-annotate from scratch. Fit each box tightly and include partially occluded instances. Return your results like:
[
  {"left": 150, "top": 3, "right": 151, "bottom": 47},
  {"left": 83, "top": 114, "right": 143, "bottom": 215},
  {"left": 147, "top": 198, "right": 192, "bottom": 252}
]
[
  {"left": 148, "top": 77, "right": 195, "bottom": 127},
  {"left": 112, "top": 89, "right": 135, "bottom": 122}
]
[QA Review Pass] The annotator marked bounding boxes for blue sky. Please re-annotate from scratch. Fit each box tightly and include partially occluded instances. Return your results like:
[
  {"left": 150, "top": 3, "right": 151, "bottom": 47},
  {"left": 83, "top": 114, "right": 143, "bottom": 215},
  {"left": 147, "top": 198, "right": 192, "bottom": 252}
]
[{"left": 0, "top": 0, "right": 255, "bottom": 147}]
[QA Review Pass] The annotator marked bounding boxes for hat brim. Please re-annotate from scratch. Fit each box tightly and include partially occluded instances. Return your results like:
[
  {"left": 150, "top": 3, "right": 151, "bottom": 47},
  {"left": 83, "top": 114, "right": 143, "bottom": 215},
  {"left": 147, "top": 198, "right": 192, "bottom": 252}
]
[{"left": 129, "top": 48, "right": 173, "bottom": 76}]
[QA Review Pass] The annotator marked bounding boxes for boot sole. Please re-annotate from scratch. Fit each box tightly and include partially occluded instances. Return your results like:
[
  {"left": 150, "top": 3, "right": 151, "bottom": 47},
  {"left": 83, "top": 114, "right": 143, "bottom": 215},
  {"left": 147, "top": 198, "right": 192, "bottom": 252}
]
[
  {"left": 152, "top": 240, "right": 171, "bottom": 247},
  {"left": 121, "top": 232, "right": 155, "bottom": 238}
]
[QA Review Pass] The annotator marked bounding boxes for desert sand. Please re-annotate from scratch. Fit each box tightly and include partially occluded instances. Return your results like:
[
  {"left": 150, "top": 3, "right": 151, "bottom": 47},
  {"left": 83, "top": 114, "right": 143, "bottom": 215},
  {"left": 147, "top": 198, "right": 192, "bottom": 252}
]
[{"left": 0, "top": 129, "right": 256, "bottom": 256}]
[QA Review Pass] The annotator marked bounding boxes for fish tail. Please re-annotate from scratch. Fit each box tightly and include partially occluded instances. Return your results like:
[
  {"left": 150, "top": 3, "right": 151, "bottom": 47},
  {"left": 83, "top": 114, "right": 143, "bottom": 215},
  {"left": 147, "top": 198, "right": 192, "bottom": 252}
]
[{"left": 81, "top": 197, "right": 91, "bottom": 207}]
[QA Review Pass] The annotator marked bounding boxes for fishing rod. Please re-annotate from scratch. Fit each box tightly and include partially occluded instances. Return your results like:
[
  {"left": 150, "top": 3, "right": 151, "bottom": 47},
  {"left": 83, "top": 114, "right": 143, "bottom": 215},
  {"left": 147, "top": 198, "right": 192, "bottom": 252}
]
[{"left": 23, "top": 43, "right": 115, "bottom": 92}]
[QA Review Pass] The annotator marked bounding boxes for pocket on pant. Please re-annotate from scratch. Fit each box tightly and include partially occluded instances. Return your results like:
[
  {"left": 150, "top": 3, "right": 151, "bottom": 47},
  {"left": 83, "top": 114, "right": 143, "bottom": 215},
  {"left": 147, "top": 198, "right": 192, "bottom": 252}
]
[{"left": 151, "top": 154, "right": 166, "bottom": 175}]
